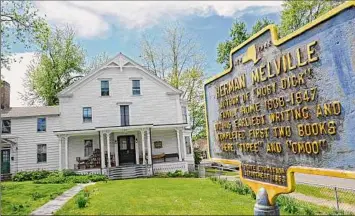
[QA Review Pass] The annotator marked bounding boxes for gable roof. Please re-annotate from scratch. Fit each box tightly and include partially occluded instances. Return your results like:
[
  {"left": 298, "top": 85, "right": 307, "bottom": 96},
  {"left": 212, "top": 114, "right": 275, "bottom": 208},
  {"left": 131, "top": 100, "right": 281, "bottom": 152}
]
[
  {"left": 58, "top": 53, "right": 182, "bottom": 97},
  {"left": 1, "top": 106, "right": 60, "bottom": 118}
]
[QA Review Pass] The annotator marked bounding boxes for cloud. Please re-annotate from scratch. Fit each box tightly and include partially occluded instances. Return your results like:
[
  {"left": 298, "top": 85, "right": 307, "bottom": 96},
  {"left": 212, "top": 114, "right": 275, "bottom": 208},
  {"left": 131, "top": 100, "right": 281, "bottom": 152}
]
[
  {"left": 1, "top": 52, "right": 37, "bottom": 107},
  {"left": 35, "top": 1, "right": 282, "bottom": 38}
]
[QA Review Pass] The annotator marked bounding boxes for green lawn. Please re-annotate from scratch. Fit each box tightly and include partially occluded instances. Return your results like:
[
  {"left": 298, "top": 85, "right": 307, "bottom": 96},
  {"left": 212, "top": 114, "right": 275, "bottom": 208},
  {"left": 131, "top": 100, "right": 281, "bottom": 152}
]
[
  {"left": 1, "top": 181, "right": 74, "bottom": 215},
  {"left": 56, "top": 178, "right": 255, "bottom": 215},
  {"left": 296, "top": 183, "right": 355, "bottom": 205}
]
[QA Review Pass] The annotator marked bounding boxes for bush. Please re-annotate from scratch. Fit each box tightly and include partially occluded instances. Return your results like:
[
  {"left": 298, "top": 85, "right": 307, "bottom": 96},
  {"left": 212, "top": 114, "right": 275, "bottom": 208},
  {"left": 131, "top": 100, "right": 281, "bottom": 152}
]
[
  {"left": 209, "top": 177, "right": 256, "bottom": 199},
  {"left": 33, "top": 174, "right": 107, "bottom": 184},
  {"left": 194, "top": 148, "right": 202, "bottom": 165},
  {"left": 277, "top": 196, "right": 299, "bottom": 214},
  {"left": 62, "top": 169, "right": 77, "bottom": 177},
  {"left": 12, "top": 170, "right": 51, "bottom": 181},
  {"left": 76, "top": 195, "right": 88, "bottom": 208}
]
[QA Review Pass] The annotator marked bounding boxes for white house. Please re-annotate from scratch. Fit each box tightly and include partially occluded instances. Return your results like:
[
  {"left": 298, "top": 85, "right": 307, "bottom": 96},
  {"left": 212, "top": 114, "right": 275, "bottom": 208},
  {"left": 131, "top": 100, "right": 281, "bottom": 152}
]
[{"left": 0, "top": 53, "right": 194, "bottom": 179}]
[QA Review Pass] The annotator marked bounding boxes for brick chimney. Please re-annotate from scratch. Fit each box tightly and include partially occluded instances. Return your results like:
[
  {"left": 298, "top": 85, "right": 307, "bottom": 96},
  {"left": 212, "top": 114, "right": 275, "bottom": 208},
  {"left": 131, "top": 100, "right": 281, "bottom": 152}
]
[{"left": 1, "top": 80, "right": 10, "bottom": 109}]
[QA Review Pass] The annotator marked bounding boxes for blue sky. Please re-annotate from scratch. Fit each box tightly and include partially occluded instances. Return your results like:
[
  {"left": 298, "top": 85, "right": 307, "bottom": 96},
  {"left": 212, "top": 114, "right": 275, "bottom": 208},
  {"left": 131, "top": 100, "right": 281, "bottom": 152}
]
[{"left": 4, "top": 1, "right": 282, "bottom": 106}]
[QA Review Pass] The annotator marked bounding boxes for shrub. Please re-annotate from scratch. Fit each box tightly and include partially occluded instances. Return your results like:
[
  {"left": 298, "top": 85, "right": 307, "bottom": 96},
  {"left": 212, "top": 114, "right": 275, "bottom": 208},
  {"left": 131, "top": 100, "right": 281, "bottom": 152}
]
[
  {"left": 11, "top": 203, "right": 26, "bottom": 212},
  {"left": 194, "top": 148, "right": 202, "bottom": 165},
  {"left": 88, "top": 174, "right": 108, "bottom": 182},
  {"left": 12, "top": 170, "right": 51, "bottom": 181},
  {"left": 34, "top": 176, "right": 66, "bottom": 184},
  {"left": 62, "top": 169, "right": 77, "bottom": 177},
  {"left": 277, "top": 196, "right": 299, "bottom": 214},
  {"left": 76, "top": 195, "right": 88, "bottom": 208},
  {"left": 49, "top": 192, "right": 62, "bottom": 200}
]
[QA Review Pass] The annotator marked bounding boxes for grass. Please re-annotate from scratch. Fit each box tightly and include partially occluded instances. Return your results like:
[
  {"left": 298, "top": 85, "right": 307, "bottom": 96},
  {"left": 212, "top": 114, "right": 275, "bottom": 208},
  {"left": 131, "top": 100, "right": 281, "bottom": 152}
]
[
  {"left": 1, "top": 181, "right": 74, "bottom": 215},
  {"left": 205, "top": 168, "right": 239, "bottom": 176},
  {"left": 296, "top": 184, "right": 355, "bottom": 205},
  {"left": 56, "top": 178, "right": 256, "bottom": 215}
]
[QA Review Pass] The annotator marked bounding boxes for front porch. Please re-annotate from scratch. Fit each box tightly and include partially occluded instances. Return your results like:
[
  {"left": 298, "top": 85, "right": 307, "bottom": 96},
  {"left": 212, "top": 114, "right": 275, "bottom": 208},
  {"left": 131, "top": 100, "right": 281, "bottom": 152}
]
[{"left": 55, "top": 124, "right": 193, "bottom": 176}]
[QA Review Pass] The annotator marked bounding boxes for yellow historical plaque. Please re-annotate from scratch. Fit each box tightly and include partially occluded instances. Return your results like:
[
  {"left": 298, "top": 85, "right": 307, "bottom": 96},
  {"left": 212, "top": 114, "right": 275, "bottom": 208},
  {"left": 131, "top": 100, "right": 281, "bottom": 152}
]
[{"left": 204, "top": 2, "right": 355, "bottom": 204}]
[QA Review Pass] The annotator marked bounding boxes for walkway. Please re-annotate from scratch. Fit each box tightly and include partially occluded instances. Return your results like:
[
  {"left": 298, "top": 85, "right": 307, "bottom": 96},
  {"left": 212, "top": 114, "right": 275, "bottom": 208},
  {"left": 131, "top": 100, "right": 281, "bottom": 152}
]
[{"left": 31, "top": 183, "right": 95, "bottom": 215}]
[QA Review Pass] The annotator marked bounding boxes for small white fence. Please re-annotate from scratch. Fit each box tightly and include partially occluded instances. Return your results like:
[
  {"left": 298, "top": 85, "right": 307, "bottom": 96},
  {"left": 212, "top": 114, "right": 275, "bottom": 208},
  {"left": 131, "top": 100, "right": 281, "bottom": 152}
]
[
  {"left": 153, "top": 161, "right": 188, "bottom": 173},
  {"left": 75, "top": 168, "right": 107, "bottom": 175}
]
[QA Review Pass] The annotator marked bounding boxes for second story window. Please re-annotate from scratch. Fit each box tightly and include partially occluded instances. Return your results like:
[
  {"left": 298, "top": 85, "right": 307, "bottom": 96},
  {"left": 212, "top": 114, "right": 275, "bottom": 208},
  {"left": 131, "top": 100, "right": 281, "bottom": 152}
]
[
  {"left": 83, "top": 107, "right": 92, "bottom": 123},
  {"left": 2, "top": 119, "right": 11, "bottom": 134},
  {"left": 101, "top": 80, "right": 109, "bottom": 96},
  {"left": 182, "top": 106, "right": 188, "bottom": 124},
  {"left": 37, "top": 117, "right": 46, "bottom": 132},
  {"left": 120, "top": 105, "right": 129, "bottom": 126},
  {"left": 132, "top": 80, "right": 141, "bottom": 95}
]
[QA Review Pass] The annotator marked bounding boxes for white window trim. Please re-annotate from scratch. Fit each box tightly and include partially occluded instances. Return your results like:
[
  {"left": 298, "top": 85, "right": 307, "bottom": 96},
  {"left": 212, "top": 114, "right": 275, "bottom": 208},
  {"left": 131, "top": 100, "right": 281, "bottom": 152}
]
[
  {"left": 37, "top": 117, "right": 47, "bottom": 133},
  {"left": 131, "top": 79, "right": 142, "bottom": 96},
  {"left": 100, "top": 79, "right": 111, "bottom": 97},
  {"left": 37, "top": 144, "right": 47, "bottom": 163},
  {"left": 82, "top": 106, "right": 93, "bottom": 123}
]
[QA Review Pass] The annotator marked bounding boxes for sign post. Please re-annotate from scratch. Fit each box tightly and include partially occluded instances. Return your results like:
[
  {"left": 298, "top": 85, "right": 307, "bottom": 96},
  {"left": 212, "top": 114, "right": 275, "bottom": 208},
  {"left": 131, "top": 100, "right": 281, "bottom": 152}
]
[{"left": 204, "top": 2, "right": 355, "bottom": 215}]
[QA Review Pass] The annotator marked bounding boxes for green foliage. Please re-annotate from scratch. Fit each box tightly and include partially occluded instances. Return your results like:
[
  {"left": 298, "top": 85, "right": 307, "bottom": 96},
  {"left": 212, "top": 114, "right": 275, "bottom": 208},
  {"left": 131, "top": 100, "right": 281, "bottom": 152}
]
[
  {"left": 33, "top": 174, "right": 107, "bottom": 184},
  {"left": 1, "top": 1, "right": 50, "bottom": 70},
  {"left": 76, "top": 195, "right": 88, "bottom": 208},
  {"left": 279, "top": 0, "right": 343, "bottom": 37},
  {"left": 193, "top": 148, "right": 203, "bottom": 165},
  {"left": 277, "top": 196, "right": 299, "bottom": 214},
  {"left": 12, "top": 170, "right": 51, "bottom": 181},
  {"left": 210, "top": 177, "right": 256, "bottom": 199},
  {"left": 62, "top": 169, "right": 78, "bottom": 177},
  {"left": 217, "top": 18, "right": 274, "bottom": 69},
  {"left": 154, "top": 170, "right": 198, "bottom": 178},
  {"left": 21, "top": 26, "right": 86, "bottom": 106}
]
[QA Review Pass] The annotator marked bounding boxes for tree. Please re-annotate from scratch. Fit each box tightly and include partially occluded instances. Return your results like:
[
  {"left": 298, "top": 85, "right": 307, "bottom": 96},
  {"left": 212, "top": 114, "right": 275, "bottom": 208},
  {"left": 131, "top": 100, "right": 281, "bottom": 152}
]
[
  {"left": 1, "top": 1, "right": 49, "bottom": 70},
  {"left": 21, "top": 26, "right": 85, "bottom": 106},
  {"left": 85, "top": 52, "right": 110, "bottom": 73},
  {"left": 140, "top": 23, "right": 206, "bottom": 139},
  {"left": 217, "top": 18, "right": 274, "bottom": 69},
  {"left": 279, "top": 0, "right": 344, "bottom": 37}
]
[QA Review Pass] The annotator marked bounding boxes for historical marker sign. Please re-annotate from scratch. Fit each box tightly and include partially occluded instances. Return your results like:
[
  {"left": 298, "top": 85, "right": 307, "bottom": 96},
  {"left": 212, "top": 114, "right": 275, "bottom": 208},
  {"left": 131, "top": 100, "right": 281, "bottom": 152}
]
[{"left": 205, "top": 3, "right": 355, "bottom": 188}]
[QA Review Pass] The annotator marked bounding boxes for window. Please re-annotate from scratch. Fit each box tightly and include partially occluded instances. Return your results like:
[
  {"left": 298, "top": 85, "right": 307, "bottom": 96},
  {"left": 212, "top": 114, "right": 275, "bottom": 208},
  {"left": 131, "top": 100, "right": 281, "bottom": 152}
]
[
  {"left": 185, "top": 136, "right": 192, "bottom": 154},
  {"left": 84, "top": 140, "right": 93, "bottom": 157},
  {"left": 182, "top": 106, "right": 188, "bottom": 124},
  {"left": 132, "top": 80, "right": 141, "bottom": 95},
  {"left": 37, "top": 144, "right": 47, "bottom": 163},
  {"left": 83, "top": 107, "right": 92, "bottom": 123},
  {"left": 120, "top": 105, "right": 129, "bottom": 126},
  {"left": 2, "top": 120, "right": 11, "bottom": 134},
  {"left": 37, "top": 117, "right": 46, "bottom": 132},
  {"left": 101, "top": 80, "right": 109, "bottom": 96}
]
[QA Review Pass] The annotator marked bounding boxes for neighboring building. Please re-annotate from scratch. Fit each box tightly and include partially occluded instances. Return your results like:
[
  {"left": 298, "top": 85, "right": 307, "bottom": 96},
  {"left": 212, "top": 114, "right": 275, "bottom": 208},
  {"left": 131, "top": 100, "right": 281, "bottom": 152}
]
[
  {"left": 0, "top": 53, "right": 194, "bottom": 178},
  {"left": 194, "top": 139, "right": 208, "bottom": 159}
]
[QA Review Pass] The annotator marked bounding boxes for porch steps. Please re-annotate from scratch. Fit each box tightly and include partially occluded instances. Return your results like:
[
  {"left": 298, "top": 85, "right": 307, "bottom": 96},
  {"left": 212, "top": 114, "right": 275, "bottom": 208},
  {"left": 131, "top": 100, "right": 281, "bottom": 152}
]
[
  {"left": 108, "top": 165, "right": 151, "bottom": 180},
  {"left": 1, "top": 173, "right": 12, "bottom": 181}
]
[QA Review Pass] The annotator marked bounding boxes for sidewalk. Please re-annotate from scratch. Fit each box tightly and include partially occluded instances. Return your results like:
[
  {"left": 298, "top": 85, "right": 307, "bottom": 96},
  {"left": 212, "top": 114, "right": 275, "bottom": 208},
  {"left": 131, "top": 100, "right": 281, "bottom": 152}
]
[{"left": 31, "top": 182, "right": 95, "bottom": 215}]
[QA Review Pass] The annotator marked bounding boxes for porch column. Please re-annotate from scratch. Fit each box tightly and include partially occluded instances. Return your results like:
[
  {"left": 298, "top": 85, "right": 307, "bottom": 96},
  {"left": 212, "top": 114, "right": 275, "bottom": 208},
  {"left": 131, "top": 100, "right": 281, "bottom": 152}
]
[
  {"left": 64, "top": 135, "right": 69, "bottom": 169},
  {"left": 58, "top": 136, "right": 62, "bottom": 170},
  {"left": 176, "top": 129, "right": 182, "bottom": 161},
  {"left": 115, "top": 141, "right": 119, "bottom": 167},
  {"left": 106, "top": 132, "right": 111, "bottom": 168},
  {"left": 141, "top": 129, "right": 146, "bottom": 165},
  {"left": 135, "top": 137, "right": 139, "bottom": 164},
  {"left": 147, "top": 129, "right": 152, "bottom": 165},
  {"left": 100, "top": 131, "right": 105, "bottom": 168}
]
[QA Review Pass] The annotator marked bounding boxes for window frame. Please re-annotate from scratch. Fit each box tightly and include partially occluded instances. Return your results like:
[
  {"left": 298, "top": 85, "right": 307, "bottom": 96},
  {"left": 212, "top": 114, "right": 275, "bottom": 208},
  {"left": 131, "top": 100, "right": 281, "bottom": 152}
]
[
  {"left": 83, "top": 107, "right": 92, "bottom": 123},
  {"left": 101, "top": 80, "right": 110, "bottom": 96},
  {"left": 37, "top": 144, "right": 47, "bottom": 163},
  {"left": 120, "top": 105, "right": 130, "bottom": 126},
  {"left": 132, "top": 80, "right": 141, "bottom": 95},
  {"left": 84, "top": 139, "right": 93, "bottom": 157},
  {"left": 2, "top": 119, "right": 11, "bottom": 134},
  {"left": 184, "top": 136, "right": 192, "bottom": 154},
  {"left": 37, "top": 117, "right": 47, "bottom": 132}
]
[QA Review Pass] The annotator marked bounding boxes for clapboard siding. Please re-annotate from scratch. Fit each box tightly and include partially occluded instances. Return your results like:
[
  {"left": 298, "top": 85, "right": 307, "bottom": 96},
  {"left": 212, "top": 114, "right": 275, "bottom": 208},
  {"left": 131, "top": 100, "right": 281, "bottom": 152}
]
[
  {"left": 11, "top": 116, "right": 60, "bottom": 171},
  {"left": 59, "top": 67, "right": 183, "bottom": 131}
]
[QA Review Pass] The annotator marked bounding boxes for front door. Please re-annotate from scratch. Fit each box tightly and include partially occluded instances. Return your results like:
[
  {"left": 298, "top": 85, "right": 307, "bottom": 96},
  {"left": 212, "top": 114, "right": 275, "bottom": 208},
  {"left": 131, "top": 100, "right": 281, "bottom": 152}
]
[
  {"left": 118, "top": 136, "right": 135, "bottom": 164},
  {"left": 1, "top": 149, "right": 10, "bottom": 174}
]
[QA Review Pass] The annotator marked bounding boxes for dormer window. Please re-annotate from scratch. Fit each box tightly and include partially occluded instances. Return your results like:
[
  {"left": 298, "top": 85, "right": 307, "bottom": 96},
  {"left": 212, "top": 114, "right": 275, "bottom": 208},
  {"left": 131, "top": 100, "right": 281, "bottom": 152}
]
[{"left": 101, "top": 80, "right": 109, "bottom": 96}]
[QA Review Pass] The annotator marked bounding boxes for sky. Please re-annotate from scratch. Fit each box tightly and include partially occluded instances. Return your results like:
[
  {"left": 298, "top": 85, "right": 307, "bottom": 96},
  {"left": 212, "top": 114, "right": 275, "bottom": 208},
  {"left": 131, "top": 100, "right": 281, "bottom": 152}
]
[{"left": 2, "top": 1, "right": 282, "bottom": 107}]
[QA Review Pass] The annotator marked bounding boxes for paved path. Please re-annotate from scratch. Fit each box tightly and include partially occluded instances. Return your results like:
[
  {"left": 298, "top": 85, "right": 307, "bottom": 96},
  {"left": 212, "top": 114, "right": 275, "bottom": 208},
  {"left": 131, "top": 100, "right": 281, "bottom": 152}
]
[
  {"left": 31, "top": 183, "right": 95, "bottom": 215},
  {"left": 287, "top": 192, "right": 355, "bottom": 214}
]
